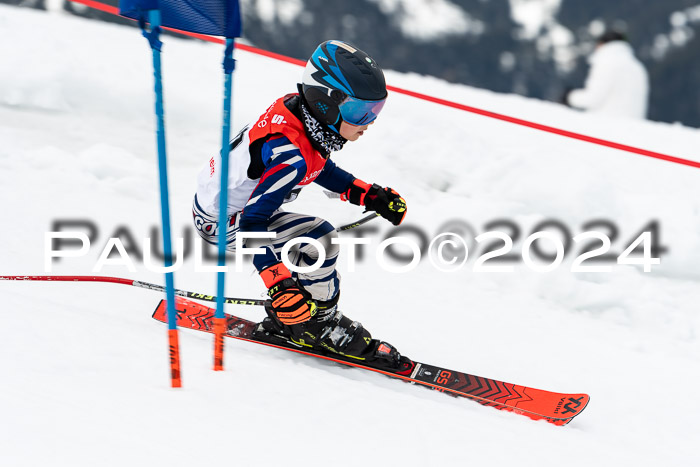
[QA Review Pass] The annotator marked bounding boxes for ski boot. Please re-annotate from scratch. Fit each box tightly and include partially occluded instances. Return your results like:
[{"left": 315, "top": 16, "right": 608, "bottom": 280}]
[{"left": 255, "top": 294, "right": 414, "bottom": 376}]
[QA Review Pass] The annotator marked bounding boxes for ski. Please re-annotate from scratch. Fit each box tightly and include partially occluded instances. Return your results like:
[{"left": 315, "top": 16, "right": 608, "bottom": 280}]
[{"left": 152, "top": 297, "right": 589, "bottom": 425}]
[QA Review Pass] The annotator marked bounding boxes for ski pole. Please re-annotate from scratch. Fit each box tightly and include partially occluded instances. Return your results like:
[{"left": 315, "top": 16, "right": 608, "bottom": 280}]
[
  {"left": 322, "top": 191, "right": 380, "bottom": 231},
  {"left": 0, "top": 274, "right": 266, "bottom": 306},
  {"left": 335, "top": 212, "right": 380, "bottom": 231}
]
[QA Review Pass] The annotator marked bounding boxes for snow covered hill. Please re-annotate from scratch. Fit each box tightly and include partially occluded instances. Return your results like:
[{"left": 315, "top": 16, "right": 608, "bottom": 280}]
[{"left": 1, "top": 5, "right": 699, "bottom": 467}]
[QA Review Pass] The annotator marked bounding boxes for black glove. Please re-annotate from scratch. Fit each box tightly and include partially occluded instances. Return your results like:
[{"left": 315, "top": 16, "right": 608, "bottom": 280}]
[
  {"left": 342, "top": 179, "right": 407, "bottom": 226},
  {"left": 260, "top": 263, "right": 316, "bottom": 326}
]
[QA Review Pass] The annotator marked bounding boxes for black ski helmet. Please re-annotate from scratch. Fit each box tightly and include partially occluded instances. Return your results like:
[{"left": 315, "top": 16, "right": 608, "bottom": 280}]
[{"left": 301, "top": 40, "right": 388, "bottom": 132}]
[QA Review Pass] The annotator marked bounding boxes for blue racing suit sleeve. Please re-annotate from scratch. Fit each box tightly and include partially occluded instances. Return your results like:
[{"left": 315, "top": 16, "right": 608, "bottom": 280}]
[
  {"left": 239, "top": 137, "right": 307, "bottom": 271},
  {"left": 313, "top": 158, "right": 355, "bottom": 193}
]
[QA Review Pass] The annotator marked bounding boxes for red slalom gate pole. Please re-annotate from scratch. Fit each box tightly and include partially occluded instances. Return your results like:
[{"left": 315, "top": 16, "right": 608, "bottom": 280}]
[
  {"left": 168, "top": 328, "right": 182, "bottom": 386},
  {"left": 213, "top": 318, "right": 226, "bottom": 370}
]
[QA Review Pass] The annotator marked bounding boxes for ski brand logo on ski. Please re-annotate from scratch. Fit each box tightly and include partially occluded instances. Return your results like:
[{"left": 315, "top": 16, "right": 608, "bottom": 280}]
[
  {"left": 555, "top": 396, "right": 586, "bottom": 415},
  {"left": 436, "top": 370, "right": 453, "bottom": 385}
]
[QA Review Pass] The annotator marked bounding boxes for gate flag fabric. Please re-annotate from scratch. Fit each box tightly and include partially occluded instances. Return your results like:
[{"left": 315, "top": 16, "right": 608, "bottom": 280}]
[{"left": 120, "top": 0, "right": 241, "bottom": 38}]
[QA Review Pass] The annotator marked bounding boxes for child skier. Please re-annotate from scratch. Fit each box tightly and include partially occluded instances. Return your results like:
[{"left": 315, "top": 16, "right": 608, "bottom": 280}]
[{"left": 193, "top": 40, "right": 413, "bottom": 375}]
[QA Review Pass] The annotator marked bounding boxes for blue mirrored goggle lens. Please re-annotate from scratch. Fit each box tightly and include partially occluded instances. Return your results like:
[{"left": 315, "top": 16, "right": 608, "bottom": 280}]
[{"left": 338, "top": 96, "right": 386, "bottom": 126}]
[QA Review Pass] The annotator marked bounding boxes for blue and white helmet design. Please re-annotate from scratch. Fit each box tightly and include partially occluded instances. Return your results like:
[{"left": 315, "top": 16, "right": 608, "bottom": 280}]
[{"left": 301, "top": 40, "right": 388, "bottom": 132}]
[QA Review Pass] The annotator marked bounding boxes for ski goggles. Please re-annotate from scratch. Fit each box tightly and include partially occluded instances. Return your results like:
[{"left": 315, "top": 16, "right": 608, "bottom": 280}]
[{"left": 338, "top": 95, "right": 387, "bottom": 126}]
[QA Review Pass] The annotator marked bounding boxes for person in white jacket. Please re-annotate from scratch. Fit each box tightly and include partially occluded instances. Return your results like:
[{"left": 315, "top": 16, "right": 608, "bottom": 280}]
[{"left": 566, "top": 31, "right": 649, "bottom": 119}]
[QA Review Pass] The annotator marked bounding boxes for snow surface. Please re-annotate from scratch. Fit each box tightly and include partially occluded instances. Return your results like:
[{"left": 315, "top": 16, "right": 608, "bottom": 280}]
[{"left": 1, "top": 5, "right": 700, "bottom": 467}]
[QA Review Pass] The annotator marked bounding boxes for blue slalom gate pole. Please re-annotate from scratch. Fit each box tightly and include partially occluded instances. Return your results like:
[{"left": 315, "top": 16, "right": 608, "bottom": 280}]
[
  {"left": 120, "top": 0, "right": 241, "bottom": 377},
  {"left": 213, "top": 38, "right": 236, "bottom": 370},
  {"left": 145, "top": 9, "right": 181, "bottom": 387}
]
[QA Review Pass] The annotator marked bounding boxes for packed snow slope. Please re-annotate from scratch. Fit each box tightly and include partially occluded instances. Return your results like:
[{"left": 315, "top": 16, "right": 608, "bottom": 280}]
[{"left": 1, "top": 5, "right": 700, "bottom": 467}]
